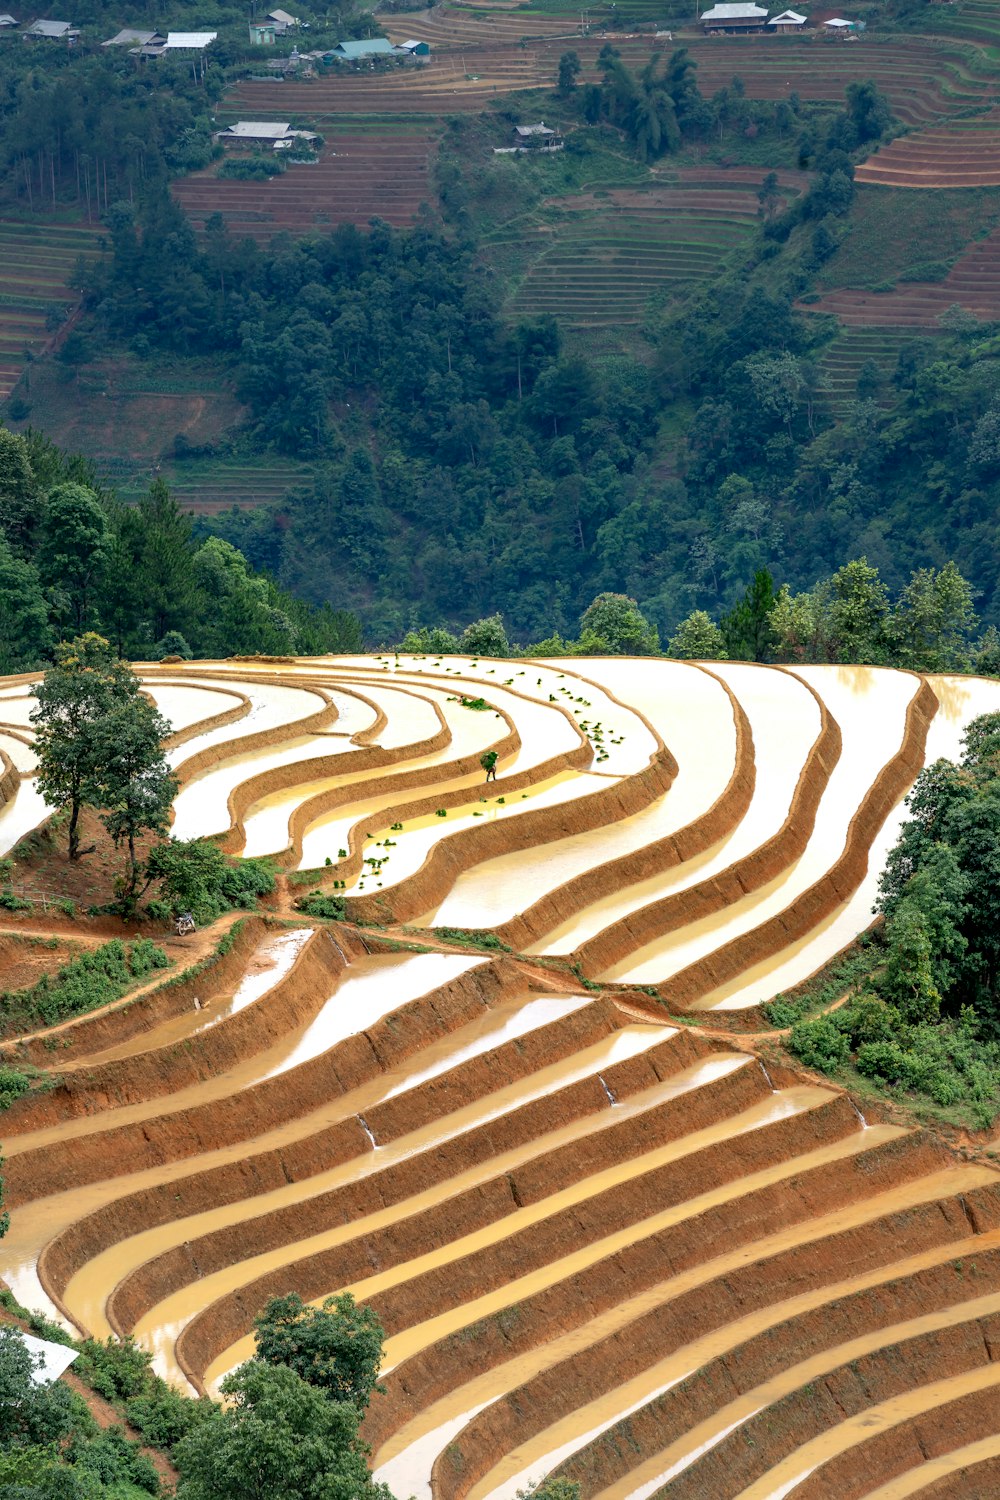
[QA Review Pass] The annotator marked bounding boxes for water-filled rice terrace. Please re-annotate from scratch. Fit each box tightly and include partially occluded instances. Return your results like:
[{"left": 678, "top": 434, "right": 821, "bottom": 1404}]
[{"left": 4, "top": 655, "right": 1000, "bottom": 1497}]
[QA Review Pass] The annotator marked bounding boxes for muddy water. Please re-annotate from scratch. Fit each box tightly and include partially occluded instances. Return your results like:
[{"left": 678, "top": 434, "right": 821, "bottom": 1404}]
[
  {"left": 469, "top": 1221, "right": 1000, "bottom": 1500},
  {"left": 733, "top": 1362, "right": 1000, "bottom": 1500},
  {"left": 142, "top": 682, "right": 244, "bottom": 736},
  {"left": 201, "top": 1081, "right": 847, "bottom": 1394},
  {"left": 604, "top": 666, "right": 917, "bottom": 986},
  {"left": 65, "top": 987, "right": 590, "bottom": 1344},
  {"left": 0, "top": 732, "right": 36, "bottom": 773},
  {"left": 345, "top": 772, "right": 614, "bottom": 898},
  {"left": 0, "top": 777, "right": 50, "bottom": 854},
  {"left": 862, "top": 1432, "right": 1000, "bottom": 1497},
  {"left": 164, "top": 679, "right": 329, "bottom": 769},
  {"left": 171, "top": 734, "right": 352, "bottom": 843},
  {"left": 708, "top": 672, "right": 1000, "bottom": 1010},
  {"left": 0, "top": 695, "right": 37, "bottom": 728},
  {"left": 595, "top": 1282, "right": 1000, "bottom": 1500},
  {"left": 289, "top": 677, "right": 585, "bottom": 870},
  {"left": 373, "top": 1163, "right": 991, "bottom": 1500},
  {"left": 146, "top": 1023, "right": 684, "bottom": 1390},
  {"left": 7, "top": 953, "right": 483, "bottom": 1154},
  {"left": 0, "top": 953, "right": 490, "bottom": 1319},
  {"left": 522, "top": 661, "right": 819, "bottom": 957},
  {"left": 427, "top": 662, "right": 737, "bottom": 935},
  {"left": 68, "top": 928, "right": 313, "bottom": 1068}
]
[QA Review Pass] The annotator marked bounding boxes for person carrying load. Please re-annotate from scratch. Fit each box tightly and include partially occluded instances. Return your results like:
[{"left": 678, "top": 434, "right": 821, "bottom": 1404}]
[{"left": 480, "top": 749, "right": 498, "bottom": 783}]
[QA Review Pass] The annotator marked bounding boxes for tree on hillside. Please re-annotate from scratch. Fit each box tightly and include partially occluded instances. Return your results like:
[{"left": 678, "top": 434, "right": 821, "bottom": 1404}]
[
  {"left": 174, "top": 1360, "right": 394, "bottom": 1500},
  {"left": 580, "top": 593, "right": 659, "bottom": 654},
  {"left": 721, "top": 569, "right": 777, "bottom": 661},
  {"left": 253, "top": 1292, "right": 385, "bottom": 1413},
  {"left": 461, "top": 614, "right": 510, "bottom": 657},
  {"left": 31, "top": 634, "right": 142, "bottom": 861},
  {"left": 92, "top": 695, "right": 176, "bottom": 908},
  {"left": 38, "top": 482, "right": 110, "bottom": 632},
  {"left": 893, "top": 561, "right": 978, "bottom": 673},
  {"left": 557, "top": 51, "right": 581, "bottom": 93},
  {"left": 0, "top": 427, "right": 40, "bottom": 556},
  {"left": 668, "top": 610, "right": 727, "bottom": 660},
  {"left": 0, "top": 536, "right": 52, "bottom": 675}
]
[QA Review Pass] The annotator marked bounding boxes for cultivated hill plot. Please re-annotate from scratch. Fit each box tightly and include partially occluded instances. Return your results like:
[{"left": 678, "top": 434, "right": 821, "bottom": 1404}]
[{"left": 4, "top": 655, "right": 1000, "bottom": 1498}]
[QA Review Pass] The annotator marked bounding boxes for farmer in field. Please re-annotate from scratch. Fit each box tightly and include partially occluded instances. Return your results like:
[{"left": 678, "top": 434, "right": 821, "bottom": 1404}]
[{"left": 481, "top": 749, "right": 498, "bottom": 782}]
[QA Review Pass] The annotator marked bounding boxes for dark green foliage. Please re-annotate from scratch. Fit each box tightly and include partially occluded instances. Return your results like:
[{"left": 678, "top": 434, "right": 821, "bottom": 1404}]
[
  {"left": 296, "top": 891, "right": 347, "bottom": 920},
  {"left": 0, "top": 938, "right": 168, "bottom": 1033},
  {"left": 721, "top": 569, "right": 777, "bottom": 661},
  {"left": 252, "top": 1292, "right": 384, "bottom": 1412},
  {"left": 786, "top": 713, "right": 1000, "bottom": 1124},
  {"left": 0, "top": 1067, "right": 33, "bottom": 1110},
  {"left": 217, "top": 156, "right": 285, "bottom": 180},
  {"left": 144, "top": 839, "right": 275, "bottom": 923}
]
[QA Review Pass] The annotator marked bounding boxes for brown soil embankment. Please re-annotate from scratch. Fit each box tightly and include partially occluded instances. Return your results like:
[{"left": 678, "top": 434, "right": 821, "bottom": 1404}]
[
  {"left": 167, "top": 675, "right": 337, "bottom": 788},
  {"left": 369, "top": 1130, "right": 955, "bottom": 1459},
  {"left": 346, "top": 749, "right": 678, "bottom": 927},
  {"left": 656, "top": 1307, "right": 1000, "bottom": 1499},
  {"left": 0, "top": 917, "right": 270, "bottom": 1072},
  {"left": 37, "top": 957, "right": 528, "bottom": 1301},
  {"left": 493, "top": 666, "right": 755, "bottom": 953},
  {"left": 0, "top": 747, "right": 18, "bottom": 807},
  {"left": 530, "top": 1233, "right": 1000, "bottom": 1500},
  {"left": 918, "top": 1455, "right": 1000, "bottom": 1499},
  {"left": 657, "top": 675, "right": 937, "bottom": 1013},
  {"left": 3, "top": 926, "right": 350, "bottom": 1129},
  {"left": 109, "top": 1025, "right": 718, "bottom": 1337},
  {"left": 568, "top": 667, "right": 838, "bottom": 979},
  {"left": 217, "top": 679, "right": 461, "bottom": 857},
  {"left": 9, "top": 954, "right": 525, "bottom": 1209},
  {"left": 157, "top": 680, "right": 250, "bottom": 753},
  {"left": 177, "top": 1088, "right": 858, "bottom": 1389}
]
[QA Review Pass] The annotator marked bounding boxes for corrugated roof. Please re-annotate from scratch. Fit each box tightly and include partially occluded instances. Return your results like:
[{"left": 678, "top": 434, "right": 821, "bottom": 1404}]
[
  {"left": 701, "top": 4, "right": 768, "bottom": 17},
  {"left": 164, "top": 30, "right": 217, "bottom": 47},
  {"left": 334, "top": 37, "right": 393, "bottom": 56},
  {"left": 25, "top": 19, "right": 71, "bottom": 36},
  {"left": 267, "top": 9, "right": 297, "bottom": 24},
  {"left": 227, "top": 120, "right": 291, "bottom": 136},
  {"left": 103, "top": 27, "right": 159, "bottom": 44},
  {"left": 0, "top": 13, "right": 20, "bottom": 23},
  {"left": 20, "top": 1332, "right": 79, "bottom": 1387},
  {"left": 768, "top": 9, "right": 806, "bottom": 19}
]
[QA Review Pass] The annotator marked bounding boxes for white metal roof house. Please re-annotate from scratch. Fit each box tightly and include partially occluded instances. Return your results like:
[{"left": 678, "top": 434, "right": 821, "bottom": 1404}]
[
  {"left": 216, "top": 120, "right": 318, "bottom": 148},
  {"left": 163, "top": 30, "right": 217, "bottom": 49},
  {"left": 0, "top": 14, "right": 20, "bottom": 26},
  {"left": 767, "top": 9, "right": 806, "bottom": 27},
  {"left": 700, "top": 2, "right": 769, "bottom": 30},
  {"left": 23, "top": 18, "right": 78, "bottom": 38},
  {"left": 267, "top": 9, "right": 298, "bottom": 26}
]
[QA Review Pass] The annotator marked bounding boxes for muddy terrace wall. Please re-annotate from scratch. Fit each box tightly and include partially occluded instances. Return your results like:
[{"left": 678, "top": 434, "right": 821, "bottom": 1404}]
[
  {"left": 494, "top": 666, "right": 755, "bottom": 954},
  {"left": 36, "top": 955, "right": 534, "bottom": 1311},
  {"left": 176, "top": 1076, "right": 866, "bottom": 1390},
  {"left": 654, "top": 674, "right": 937, "bottom": 1015},
  {"left": 0, "top": 748, "right": 18, "bottom": 808},
  {"left": 110, "top": 1001, "right": 698, "bottom": 1342}
]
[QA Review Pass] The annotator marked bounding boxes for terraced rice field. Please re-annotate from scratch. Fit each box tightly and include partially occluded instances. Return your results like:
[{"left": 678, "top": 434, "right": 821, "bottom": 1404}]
[
  {"left": 857, "top": 111, "right": 1000, "bottom": 188},
  {"left": 172, "top": 135, "right": 434, "bottom": 239},
  {"left": 114, "top": 456, "right": 317, "bottom": 514},
  {"left": 0, "top": 219, "right": 105, "bottom": 401},
  {"left": 817, "top": 325, "right": 933, "bottom": 408},
  {"left": 5, "top": 655, "right": 1000, "bottom": 1496},
  {"left": 498, "top": 186, "right": 761, "bottom": 326},
  {"left": 806, "top": 220, "right": 1000, "bottom": 326}
]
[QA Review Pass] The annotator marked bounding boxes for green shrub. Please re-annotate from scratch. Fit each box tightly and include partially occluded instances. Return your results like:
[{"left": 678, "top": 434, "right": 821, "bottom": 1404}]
[
  {"left": 0, "top": 889, "right": 32, "bottom": 912},
  {"left": 0, "top": 1067, "right": 31, "bottom": 1110},
  {"left": 0, "top": 939, "right": 169, "bottom": 1032},
  {"left": 125, "top": 1387, "right": 215, "bottom": 1450},
  {"left": 69, "top": 1426, "right": 159, "bottom": 1493},
  {"left": 218, "top": 155, "right": 284, "bottom": 179},
  {"left": 145, "top": 839, "right": 276, "bottom": 923},
  {"left": 296, "top": 891, "right": 346, "bottom": 920},
  {"left": 788, "top": 1015, "right": 851, "bottom": 1071},
  {"left": 75, "top": 1337, "right": 153, "bottom": 1403}
]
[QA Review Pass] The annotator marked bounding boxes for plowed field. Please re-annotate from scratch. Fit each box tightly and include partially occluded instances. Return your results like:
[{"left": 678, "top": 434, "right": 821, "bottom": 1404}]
[{"left": 4, "top": 654, "right": 1000, "bottom": 1499}]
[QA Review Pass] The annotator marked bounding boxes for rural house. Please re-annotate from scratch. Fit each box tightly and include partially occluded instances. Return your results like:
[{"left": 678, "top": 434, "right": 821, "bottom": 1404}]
[
  {"left": 512, "top": 122, "right": 564, "bottom": 150},
  {"left": 23, "top": 18, "right": 79, "bottom": 39},
  {"left": 767, "top": 9, "right": 806, "bottom": 29},
  {"left": 266, "top": 9, "right": 299, "bottom": 29},
  {"left": 395, "top": 38, "right": 430, "bottom": 57},
  {"left": 331, "top": 37, "right": 394, "bottom": 61},
  {"left": 0, "top": 14, "right": 19, "bottom": 25},
  {"left": 216, "top": 119, "right": 318, "bottom": 149},
  {"left": 102, "top": 27, "right": 164, "bottom": 45},
  {"left": 700, "top": 2, "right": 769, "bottom": 31}
]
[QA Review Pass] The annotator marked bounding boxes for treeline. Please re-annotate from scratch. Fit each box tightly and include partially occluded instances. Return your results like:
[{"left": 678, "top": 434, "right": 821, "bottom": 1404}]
[
  {"left": 784, "top": 713, "right": 1000, "bottom": 1127},
  {"left": 0, "top": 426, "right": 361, "bottom": 671}
]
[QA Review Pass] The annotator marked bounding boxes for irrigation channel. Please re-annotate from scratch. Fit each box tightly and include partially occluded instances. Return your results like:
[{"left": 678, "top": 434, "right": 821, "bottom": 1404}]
[{"left": 3, "top": 654, "right": 1000, "bottom": 1499}]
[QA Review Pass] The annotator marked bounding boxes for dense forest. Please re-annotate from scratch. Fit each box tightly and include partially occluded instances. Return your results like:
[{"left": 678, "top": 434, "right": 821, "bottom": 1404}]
[{"left": 0, "top": 427, "right": 361, "bottom": 668}]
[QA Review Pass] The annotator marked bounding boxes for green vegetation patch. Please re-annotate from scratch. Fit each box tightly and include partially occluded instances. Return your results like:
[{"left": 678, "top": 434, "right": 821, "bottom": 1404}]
[
  {"left": 815, "top": 185, "right": 1000, "bottom": 292},
  {"left": 0, "top": 937, "right": 169, "bottom": 1037}
]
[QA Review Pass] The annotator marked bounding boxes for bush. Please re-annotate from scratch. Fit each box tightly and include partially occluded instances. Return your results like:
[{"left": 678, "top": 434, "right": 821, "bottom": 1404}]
[
  {"left": 69, "top": 1426, "right": 159, "bottom": 1493},
  {"left": 296, "top": 891, "right": 346, "bottom": 920},
  {"left": 0, "top": 1067, "right": 31, "bottom": 1110},
  {"left": 0, "top": 939, "right": 169, "bottom": 1032},
  {"left": 788, "top": 1015, "right": 850, "bottom": 1071},
  {"left": 75, "top": 1337, "right": 153, "bottom": 1404},
  {"left": 218, "top": 155, "right": 284, "bottom": 179},
  {"left": 145, "top": 839, "right": 276, "bottom": 923}
]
